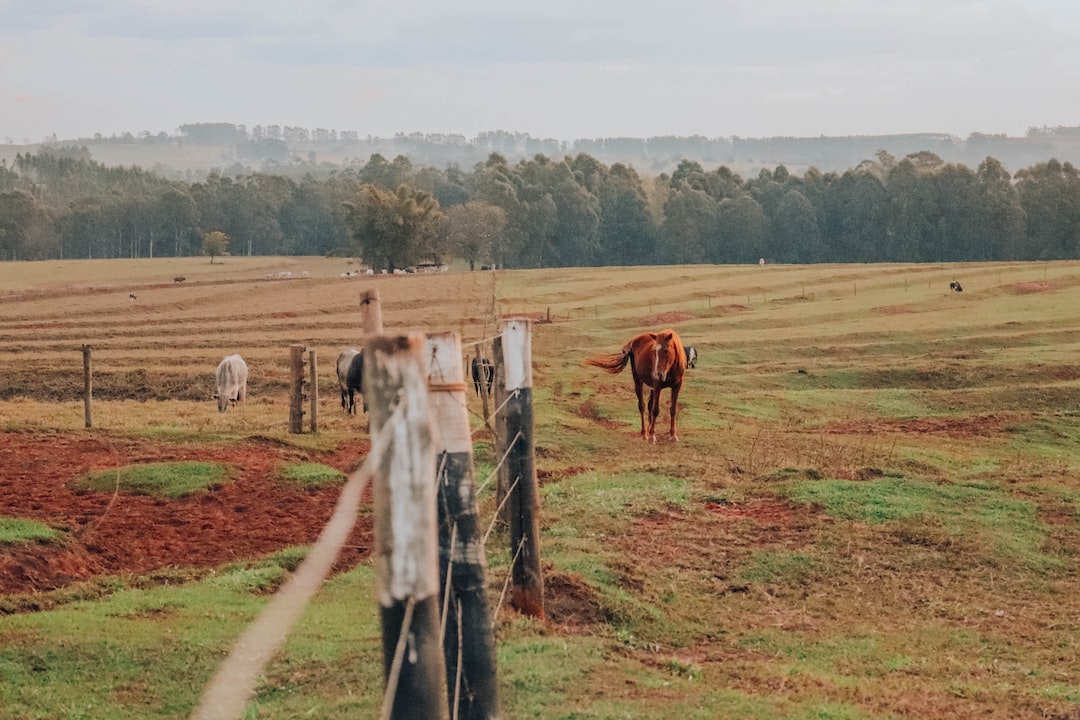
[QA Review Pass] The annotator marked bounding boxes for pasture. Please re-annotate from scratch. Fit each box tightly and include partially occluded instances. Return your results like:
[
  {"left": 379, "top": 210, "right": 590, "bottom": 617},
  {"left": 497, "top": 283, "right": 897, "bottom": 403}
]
[{"left": 1, "top": 257, "right": 1079, "bottom": 719}]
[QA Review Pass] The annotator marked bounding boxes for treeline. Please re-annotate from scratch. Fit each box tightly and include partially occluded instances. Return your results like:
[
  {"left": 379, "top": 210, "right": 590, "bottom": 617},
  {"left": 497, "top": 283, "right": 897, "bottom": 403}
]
[
  {"left": 28, "top": 122, "right": 1080, "bottom": 176},
  {"left": 1, "top": 145, "right": 1078, "bottom": 267}
]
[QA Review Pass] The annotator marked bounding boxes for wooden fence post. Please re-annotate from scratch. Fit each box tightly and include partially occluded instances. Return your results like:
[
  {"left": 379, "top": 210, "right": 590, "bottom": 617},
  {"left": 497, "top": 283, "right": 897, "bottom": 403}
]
[
  {"left": 367, "top": 334, "right": 449, "bottom": 720},
  {"left": 361, "top": 289, "right": 383, "bottom": 336},
  {"left": 288, "top": 345, "right": 306, "bottom": 434},
  {"left": 426, "top": 332, "right": 501, "bottom": 720},
  {"left": 496, "top": 318, "right": 545, "bottom": 619},
  {"left": 82, "top": 345, "right": 92, "bottom": 429},
  {"left": 308, "top": 349, "right": 318, "bottom": 433},
  {"left": 475, "top": 346, "right": 493, "bottom": 432}
]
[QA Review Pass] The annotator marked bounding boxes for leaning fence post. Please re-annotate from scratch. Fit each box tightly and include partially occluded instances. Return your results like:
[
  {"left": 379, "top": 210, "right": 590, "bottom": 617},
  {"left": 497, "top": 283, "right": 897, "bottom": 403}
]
[
  {"left": 426, "top": 332, "right": 501, "bottom": 720},
  {"left": 496, "top": 318, "right": 545, "bottom": 619},
  {"left": 367, "top": 334, "right": 449, "bottom": 720},
  {"left": 82, "top": 344, "right": 92, "bottom": 429}
]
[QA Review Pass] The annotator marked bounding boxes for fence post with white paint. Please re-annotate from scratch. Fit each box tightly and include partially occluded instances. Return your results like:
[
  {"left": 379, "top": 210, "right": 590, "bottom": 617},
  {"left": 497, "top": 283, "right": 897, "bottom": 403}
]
[
  {"left": 426, "top": 332, "right": 502, "bottom": 720},
  {"left": 366, "top": 334, "right": 449, "bottom": 720},
  {"left": 494, "top": 318, "right": 545, "bottom": 619}
]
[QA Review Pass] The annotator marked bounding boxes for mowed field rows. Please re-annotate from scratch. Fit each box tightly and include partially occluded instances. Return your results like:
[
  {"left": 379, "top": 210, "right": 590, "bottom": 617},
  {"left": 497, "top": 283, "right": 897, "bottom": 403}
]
[{"left": 1, "top": 257, "right": 1080, "bottom": 720}]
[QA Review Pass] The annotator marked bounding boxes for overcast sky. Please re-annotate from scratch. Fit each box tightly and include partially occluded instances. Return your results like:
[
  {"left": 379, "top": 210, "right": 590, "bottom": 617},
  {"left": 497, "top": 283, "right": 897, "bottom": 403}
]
[{"left": 2, "top": 0, "right": 1079, "bottom": 144}]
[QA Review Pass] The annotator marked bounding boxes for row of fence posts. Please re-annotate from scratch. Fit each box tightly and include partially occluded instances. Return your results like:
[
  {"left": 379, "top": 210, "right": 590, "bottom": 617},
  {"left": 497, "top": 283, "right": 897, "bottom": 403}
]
[
  {"left": 361, "top": 289, "right": 543, "bottom": 719},
  {"left": 287, "top": 289, "right": 541, "bottom": 719},
  {"left": 80, "top": 288, "right": 541, "bottom": 719}
]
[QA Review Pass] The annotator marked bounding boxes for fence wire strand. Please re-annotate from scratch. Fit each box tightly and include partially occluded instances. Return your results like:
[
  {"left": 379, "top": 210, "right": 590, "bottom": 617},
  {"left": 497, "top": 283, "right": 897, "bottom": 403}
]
[{"left": 189, "top": 405, "right": 400, "bottom": 720}]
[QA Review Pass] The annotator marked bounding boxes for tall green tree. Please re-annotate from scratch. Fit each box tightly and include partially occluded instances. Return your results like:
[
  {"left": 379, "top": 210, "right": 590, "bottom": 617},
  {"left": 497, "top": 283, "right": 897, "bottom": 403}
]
[
  {"left": 343, "top": 184, "right": 443, "bottom": 271},
  {"left": 596, "top": 163, "right": 657, "bottom": 265},
  {"left": 771, "top": 190, "right": 823, "bottom": 263},
  {"left": 715, "top": 195, "right": 768, "bottom": 263},
  {"left": 1015, "top": 159, "right": 1080, "bottom": 259},
  {"left": 973, "top": 157, "right": 1027, "bottom": 260},
  {"left": 0, "top": 190, "right": 53, "bottom": 260},
  {"left": 437, "top": 201, "right": 507, "bottom": 270},
  {"left": 658, "top": 186, "right": 717, "bottom": 264}
]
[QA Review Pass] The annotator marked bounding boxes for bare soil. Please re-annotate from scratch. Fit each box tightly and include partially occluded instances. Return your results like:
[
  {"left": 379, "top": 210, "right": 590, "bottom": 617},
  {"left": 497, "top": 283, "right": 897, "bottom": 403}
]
[{"left": 0, "top": 430, "right": 373, "bottom": 596}]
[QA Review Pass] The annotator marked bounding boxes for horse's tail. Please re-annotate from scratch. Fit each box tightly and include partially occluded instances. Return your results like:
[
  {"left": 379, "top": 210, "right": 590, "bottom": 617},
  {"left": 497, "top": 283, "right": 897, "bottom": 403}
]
[{"left": 583, "top": 350, "right": 631, "bottom": 374}]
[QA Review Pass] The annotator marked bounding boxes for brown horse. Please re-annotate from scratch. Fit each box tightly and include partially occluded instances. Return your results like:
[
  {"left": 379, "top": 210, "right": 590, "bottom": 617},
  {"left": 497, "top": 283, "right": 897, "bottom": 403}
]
[{"left": 584, "top": 329, "right": 687, "bottom": 442}]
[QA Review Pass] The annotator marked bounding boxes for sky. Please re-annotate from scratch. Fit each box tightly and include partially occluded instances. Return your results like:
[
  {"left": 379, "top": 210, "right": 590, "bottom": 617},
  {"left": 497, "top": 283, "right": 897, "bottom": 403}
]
[{"left": 2, "top": 0, "right": 1079, "bottom": 144}]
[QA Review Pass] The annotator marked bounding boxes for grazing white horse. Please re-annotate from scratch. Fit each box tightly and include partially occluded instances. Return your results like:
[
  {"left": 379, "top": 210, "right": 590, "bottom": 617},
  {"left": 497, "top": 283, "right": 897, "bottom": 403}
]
[{"left": 213, "top": 354, "right": 248, "bottom": 413}]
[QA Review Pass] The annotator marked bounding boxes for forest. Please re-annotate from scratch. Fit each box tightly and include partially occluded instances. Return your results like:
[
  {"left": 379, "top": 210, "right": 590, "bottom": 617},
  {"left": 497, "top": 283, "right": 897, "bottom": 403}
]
[{"left": 1, "top": 143, "right": 1078, "bottom": 269}]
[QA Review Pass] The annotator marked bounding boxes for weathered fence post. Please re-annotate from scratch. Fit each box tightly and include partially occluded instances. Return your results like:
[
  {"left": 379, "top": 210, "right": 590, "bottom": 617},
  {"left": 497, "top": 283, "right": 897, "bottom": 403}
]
[
  {"left": 308, "top": 349, "right": 318, "bottom": 433},
  {"left": 361, "top": 289, "right": 383, "bottom": 335},
  {"left": 82, "top": 344, "right": 92, "bottom": 429},
  {"left": 288, "top": 344, "right": 306, "bottom": 434},
  {"left": 367, "top": 334, "right": 449, "bottom": 720},
  {"left": 426, "top": 332, "right": 501, "bottom": 720},
  {"left": 495, "top": 318, "right": 545, "bottom": 619}
]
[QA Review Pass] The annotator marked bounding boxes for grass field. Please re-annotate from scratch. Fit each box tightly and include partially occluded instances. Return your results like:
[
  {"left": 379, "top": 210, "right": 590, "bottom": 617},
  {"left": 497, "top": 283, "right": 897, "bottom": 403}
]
[{"left": 1, "top": 256, "right": 1079, "bottom": 719}]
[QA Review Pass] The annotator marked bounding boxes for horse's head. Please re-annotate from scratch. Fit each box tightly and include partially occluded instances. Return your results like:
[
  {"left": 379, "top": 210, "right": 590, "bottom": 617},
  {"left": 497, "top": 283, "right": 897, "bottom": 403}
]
[{"left": 650, "top": 330, "right": 684, "bottom": 383}]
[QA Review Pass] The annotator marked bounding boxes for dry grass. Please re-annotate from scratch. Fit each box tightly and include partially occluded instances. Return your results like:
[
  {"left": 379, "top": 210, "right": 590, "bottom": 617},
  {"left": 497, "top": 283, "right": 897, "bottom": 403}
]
[{"left": 2, "top": 257, "right": 1080, "bottom": 719}]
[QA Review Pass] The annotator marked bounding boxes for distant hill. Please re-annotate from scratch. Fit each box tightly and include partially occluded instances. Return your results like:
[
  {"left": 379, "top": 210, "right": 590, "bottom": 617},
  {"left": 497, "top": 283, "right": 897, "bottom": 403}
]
[{"left": 5, "top": 125, "right": 1080, "bottom": 178}]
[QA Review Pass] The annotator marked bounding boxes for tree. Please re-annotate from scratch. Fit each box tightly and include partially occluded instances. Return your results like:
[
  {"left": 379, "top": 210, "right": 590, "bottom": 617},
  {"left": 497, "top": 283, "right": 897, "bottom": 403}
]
[
  {"left": 437, "top": 201, "right": 507, "bottom": 270},
  {"left": 1015, "top": 159, "right": 1080, "bottom": 259},
  {"left": 202, "top": 230, "right": 229, "bottom": 263},
  {"left": 770, "top": 190, "right": 823, "bottom": 262},
  {"left": 343, "top": 184, "right": 443, "bottom": 271}
]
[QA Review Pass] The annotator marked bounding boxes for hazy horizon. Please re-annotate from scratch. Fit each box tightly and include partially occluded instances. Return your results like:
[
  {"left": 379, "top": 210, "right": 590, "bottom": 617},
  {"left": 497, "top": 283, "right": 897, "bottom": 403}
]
[{"left": 4, "top": 1, "right": 1080, "bottom": 145}]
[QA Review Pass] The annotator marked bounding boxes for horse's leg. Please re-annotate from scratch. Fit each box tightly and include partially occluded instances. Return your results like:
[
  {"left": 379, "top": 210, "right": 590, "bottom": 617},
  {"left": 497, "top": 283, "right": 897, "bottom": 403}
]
[
  {"left": 647, "top": 387, "right": 661, "bottom": 443},
  {"left": 668, "top": 382, "right": 682, "bottom": 441},
  {"left": 634, "top": 377, "right": 648, "bottom": 440}
]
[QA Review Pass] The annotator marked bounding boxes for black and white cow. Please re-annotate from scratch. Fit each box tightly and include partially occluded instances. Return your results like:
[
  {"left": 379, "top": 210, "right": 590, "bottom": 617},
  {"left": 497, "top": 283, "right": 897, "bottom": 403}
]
[
  {"left": 949, "top": 280, "right": 964, "bottom": 292},
  {"left": 213, "top": 354, "right": 248, "bottom": 413},
  {"left": 471, "top": 357, "right": 494, "bottom": 397},
  {"left": 685, "top": 345, "right": 698, "bottom": 369},
  {"left": 336, "top": 348, "right": 366, "bottom": 414}
]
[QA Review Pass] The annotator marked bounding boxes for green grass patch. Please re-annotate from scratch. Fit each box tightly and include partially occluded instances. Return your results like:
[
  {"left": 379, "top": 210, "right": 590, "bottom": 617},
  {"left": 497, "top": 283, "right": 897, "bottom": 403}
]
[
  {"left": 542, "top": 470, "right": 687, "bottom": 523},
  {"left": 0, "top": 517, "right": 61, "bottom": 545},
  {"left": 73, "top": 462, "right": 230, "bottom": 498},
  {"left": 782, "top": 476, "right": 1059, "bottom": 571},
  {"left": 737, "top": 549, "right": 817, "bottom": 586},
  {"left": 278, "top": 463, "right": 345, "bottom": 488}
]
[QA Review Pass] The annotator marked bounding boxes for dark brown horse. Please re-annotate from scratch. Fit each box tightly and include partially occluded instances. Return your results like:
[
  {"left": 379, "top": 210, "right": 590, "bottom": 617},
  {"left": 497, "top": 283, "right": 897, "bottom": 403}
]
[{"left": 584, "top": 329, "right": 687, "bottom": 442}]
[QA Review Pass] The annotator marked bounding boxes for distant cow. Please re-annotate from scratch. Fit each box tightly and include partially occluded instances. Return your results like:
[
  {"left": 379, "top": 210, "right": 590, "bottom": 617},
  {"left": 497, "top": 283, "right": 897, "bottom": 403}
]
[
  {"left": 174, "top": 276, "right": 186, "bottom": 284},
  {"left": 950, "top": 280, "right": 963, "bottom": 292},
  {"left": 336, "top": 348, "right": 366, "bottom": 414},
  {"left": 128, "top": 293, "right": 136, "bottom": 302},
  {"left": 213, "top": 354, "right": 248, "bottom": 413},
  {"left": 472, "top": 357, "right": 494, "bottom": 397},
  {"left": 686, "top": 345, "right": 698, "bottom": 368}
]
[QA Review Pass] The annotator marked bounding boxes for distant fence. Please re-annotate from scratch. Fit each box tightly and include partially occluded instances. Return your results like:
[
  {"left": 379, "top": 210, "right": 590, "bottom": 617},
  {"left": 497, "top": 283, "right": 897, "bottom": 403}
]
[{"left": 189, "top": 291, "right": 543, "bottom": 720}]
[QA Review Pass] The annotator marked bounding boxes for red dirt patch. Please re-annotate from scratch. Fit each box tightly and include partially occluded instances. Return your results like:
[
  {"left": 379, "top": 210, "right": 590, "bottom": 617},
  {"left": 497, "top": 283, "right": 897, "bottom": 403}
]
[
  {"left": 874, "top": 304, "right": 915, "bottom": 314},
  {"left": 1008, "top": 280, "right": 1053, "bottom": 294},
  {"left": 0, "top": 430, "right": 373, "bottom": 596}
]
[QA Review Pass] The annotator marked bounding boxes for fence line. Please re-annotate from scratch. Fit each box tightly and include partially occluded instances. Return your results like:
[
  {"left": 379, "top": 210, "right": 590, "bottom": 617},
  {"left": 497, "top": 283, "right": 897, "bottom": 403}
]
[
  {"left": 189, "top": 405, "right": 400, "bottom": 720},
  {"left": 191, "top": 315, "right": 539, "bottom": 718}
]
